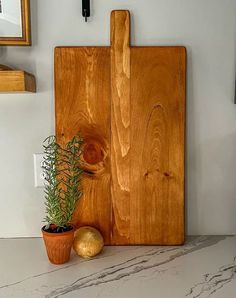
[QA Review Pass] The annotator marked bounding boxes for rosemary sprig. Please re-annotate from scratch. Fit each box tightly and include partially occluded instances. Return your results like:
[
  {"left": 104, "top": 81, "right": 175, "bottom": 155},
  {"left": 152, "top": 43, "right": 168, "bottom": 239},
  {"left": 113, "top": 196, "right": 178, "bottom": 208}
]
[{"left": 42, "top": 134, "right": 83, "bottom": 228}]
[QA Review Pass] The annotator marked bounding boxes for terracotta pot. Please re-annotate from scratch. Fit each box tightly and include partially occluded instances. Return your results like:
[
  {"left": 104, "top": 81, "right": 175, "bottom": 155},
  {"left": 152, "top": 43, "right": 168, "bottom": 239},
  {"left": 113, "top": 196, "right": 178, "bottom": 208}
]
[{"left": 42, "top": 226, "right": 75, "bottom": 265}]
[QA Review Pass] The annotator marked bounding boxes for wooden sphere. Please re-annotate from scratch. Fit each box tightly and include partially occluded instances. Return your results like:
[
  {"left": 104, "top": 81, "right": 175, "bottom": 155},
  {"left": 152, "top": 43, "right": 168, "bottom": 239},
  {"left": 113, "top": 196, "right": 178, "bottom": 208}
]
[{"left": 73, "top": 226, "right": 104, "bottom": 258}]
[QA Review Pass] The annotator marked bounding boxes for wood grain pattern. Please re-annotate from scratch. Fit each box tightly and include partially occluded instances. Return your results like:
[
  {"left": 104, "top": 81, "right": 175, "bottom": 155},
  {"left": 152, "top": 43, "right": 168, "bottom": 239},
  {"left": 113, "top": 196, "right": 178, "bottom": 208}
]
[
  {"left": 110, "top": 10, "right": 131, "bottom": 244},
  {"left": 55, "top": 10, "right": 186, "bottom": 245},
  {"left": 0, "top": 69, "right": 36, "bottom": 92},
  {"left": 55, "top": 47, "right": 111, "bottom": 244},
  {"left": 130, "top": 47, "right": 186, "bottom": 244}
]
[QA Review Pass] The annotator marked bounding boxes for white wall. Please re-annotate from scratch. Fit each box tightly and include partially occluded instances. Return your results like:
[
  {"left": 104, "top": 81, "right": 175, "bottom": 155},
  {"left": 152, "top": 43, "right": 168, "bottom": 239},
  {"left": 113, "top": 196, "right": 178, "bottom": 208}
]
[{"left": 0, "top": 0, "right": 236, "bottom": 237}]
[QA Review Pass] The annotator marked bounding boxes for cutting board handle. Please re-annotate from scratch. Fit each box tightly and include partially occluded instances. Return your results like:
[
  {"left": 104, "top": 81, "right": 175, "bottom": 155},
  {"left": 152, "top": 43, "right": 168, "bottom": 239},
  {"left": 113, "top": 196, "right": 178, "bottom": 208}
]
[
  {"left": 110, "top": 10, "right": 131, "bottom": 243},
  {"left": 110, "top": 10, "right": 130, "bottom": 48}
]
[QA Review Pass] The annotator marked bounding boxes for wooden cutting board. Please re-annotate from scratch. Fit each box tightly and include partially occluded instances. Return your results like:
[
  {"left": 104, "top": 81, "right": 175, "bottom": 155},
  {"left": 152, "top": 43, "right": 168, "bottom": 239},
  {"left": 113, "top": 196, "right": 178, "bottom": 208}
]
[{"left": 55, "top": 10, "right": 186, "bottom": 245}]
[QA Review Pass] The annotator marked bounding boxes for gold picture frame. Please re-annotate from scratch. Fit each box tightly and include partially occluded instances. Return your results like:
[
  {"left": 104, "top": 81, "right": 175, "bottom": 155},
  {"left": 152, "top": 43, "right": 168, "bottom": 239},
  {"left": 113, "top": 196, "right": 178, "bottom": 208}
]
[{"left": 0, "top": 0, "right": 31, "bottom": 46}]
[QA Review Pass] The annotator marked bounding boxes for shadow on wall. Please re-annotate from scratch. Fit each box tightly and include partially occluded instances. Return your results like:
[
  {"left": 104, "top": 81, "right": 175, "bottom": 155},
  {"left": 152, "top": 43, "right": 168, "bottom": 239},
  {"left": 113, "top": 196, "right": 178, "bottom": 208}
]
[
  {"left": 186, "top": 43, "right": 236, "bottom": 234},
  {"left": 187, "top": 120, "right": 236, "bottom": 234},
  {"left": 0, "top": 46, "right": 7, "bottom": 61},
  {"left": 199, "top": 132, "right": 236, "bottom": 232},
  {"left": 185, "top": 45, "right": 201, "bottom": 235}
]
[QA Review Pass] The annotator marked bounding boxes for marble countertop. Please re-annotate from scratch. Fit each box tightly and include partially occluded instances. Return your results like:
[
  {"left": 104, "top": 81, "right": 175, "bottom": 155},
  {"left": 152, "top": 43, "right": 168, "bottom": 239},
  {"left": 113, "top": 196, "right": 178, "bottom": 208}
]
[{"left": 0, "top": 236, "right": 235, "bottom": 298}]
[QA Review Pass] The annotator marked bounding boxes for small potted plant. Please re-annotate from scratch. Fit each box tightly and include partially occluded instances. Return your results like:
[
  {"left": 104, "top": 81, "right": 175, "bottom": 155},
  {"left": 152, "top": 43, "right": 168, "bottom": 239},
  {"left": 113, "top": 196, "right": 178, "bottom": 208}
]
[{"left": 41, "top": 134, "right": 83, "bottom": 265}]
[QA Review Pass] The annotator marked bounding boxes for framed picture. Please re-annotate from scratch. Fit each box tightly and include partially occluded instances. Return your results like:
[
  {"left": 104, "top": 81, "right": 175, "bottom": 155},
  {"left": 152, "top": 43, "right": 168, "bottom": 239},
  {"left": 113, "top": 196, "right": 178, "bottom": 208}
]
[{"left": 0, "top": 0, "right": 31, "bottom": 45}]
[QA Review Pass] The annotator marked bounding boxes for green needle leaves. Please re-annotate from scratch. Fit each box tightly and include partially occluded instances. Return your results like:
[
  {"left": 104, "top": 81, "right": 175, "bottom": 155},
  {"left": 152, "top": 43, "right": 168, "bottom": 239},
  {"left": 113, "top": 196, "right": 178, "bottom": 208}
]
[{"left": 42, "top": 134, "right": 83, "bottom": 228}]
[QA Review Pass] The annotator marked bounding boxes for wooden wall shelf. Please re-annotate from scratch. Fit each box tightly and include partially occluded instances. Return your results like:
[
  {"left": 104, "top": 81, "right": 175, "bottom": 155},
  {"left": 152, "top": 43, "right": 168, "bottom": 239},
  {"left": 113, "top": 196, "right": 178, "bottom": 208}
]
[{"left": 0, "top": 65, "right": 36, "bottom": 93}]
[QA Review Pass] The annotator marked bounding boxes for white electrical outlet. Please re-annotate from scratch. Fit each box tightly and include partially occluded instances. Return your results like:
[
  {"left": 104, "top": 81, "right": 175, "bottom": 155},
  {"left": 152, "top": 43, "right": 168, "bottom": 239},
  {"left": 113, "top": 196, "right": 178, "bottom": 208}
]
[{"left": 33, "top": 154, "right": 46, "bottom": 188}]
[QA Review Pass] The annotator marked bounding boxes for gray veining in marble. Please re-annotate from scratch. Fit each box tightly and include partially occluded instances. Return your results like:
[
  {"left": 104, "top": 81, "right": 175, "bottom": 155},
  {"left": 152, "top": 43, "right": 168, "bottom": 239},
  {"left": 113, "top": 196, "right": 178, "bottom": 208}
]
[
  {"left": 0, "top": 236, "right": 235, "bottom": 298},
  {"left": 186, "top": 256, "right": 236, "bottom": 298}
]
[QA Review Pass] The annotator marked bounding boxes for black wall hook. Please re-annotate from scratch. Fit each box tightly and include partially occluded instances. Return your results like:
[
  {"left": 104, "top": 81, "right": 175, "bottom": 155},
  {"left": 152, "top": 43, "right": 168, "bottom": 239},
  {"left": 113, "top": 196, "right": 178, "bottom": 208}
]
[{"left": 82, "top": 0, "right": 90, "bottom": 22}]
